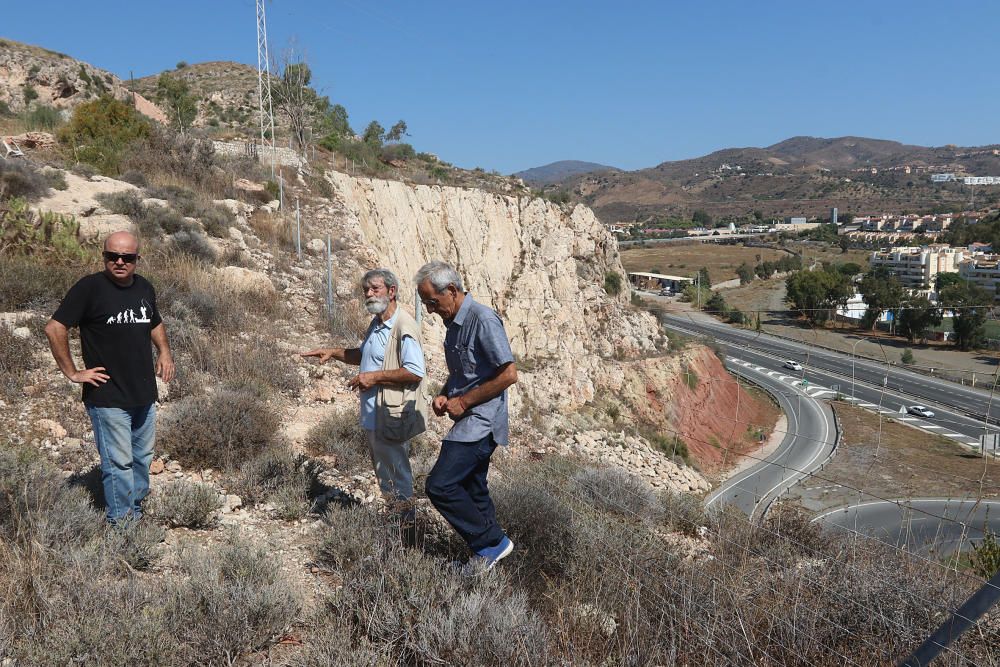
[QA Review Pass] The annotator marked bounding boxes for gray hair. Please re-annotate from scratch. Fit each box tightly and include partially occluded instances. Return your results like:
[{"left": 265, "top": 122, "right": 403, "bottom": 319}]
[
  {"left": 361, "top": 268, "right": 399, "bottom": 292},
  {"left": 414, "top": 261, "right": 463, "bottom": 293}
]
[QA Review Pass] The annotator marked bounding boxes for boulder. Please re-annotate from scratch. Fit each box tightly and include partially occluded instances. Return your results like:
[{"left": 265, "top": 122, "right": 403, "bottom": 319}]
[{"left": 215, "top": 266, "right": 276, "bottom": 296}]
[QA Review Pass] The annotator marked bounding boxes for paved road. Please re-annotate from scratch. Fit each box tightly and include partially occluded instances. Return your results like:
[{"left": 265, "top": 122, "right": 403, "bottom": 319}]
[
  {"left": 705, "top": 362, "right": 836, "bottom": 520},
  {"left": 813, "top": 499, "right": 1000, "bottom": 556},
  {"left": 662, "top": 313, "right": 1000, "bottom": 448}
]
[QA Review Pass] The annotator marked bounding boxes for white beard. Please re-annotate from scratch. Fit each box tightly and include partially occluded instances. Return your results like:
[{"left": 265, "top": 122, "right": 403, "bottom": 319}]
[{"left": 365, "top": 297, "right": 389, "bottom": 314}]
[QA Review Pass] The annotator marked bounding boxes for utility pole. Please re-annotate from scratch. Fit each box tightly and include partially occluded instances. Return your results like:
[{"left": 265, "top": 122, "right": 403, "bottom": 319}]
[
  {"left": 696, "top": 273, "right": 701, "bottom": 309},
  {"left": 255, "top": 0, "right": 277, "bottom": 175}
]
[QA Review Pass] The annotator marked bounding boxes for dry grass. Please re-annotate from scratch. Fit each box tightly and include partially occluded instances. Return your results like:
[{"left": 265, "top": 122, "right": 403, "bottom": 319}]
[
  {"left": 304, "top": 410, "right": 371, "bottom": 474},
  {"left": 621, "top": 242, "right": 790, "bottom": 283},
  {"left": 785, "top": 402, "right": 1000, "bottom": 513}
]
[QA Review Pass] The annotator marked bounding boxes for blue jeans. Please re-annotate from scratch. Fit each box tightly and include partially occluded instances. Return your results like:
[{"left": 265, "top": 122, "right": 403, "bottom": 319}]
[
  {"left": 86, "top": 404, "right": 156, "bottom": 523},
  {"left": 426, "top": 435, "right": 505, "bottom": 552}
]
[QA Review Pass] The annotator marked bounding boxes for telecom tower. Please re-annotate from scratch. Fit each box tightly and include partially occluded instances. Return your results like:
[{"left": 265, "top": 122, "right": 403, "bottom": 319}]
[{"left": 256, "top": 0, "right": 277, "bottom": 174}]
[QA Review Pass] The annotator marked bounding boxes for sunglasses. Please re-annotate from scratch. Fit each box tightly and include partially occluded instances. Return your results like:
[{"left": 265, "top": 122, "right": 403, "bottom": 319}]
[{"left": 103, "top": 251, "right": 139, "bottom": 264}]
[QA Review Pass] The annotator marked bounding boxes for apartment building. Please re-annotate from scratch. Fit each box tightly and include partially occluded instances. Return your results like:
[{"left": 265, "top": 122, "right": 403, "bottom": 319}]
[
  {"left": 958, "top": 255, "right": 1000, "bottom": 300},
  {"left": 870, "top": 245, "right": 969, "bottom": 288}
]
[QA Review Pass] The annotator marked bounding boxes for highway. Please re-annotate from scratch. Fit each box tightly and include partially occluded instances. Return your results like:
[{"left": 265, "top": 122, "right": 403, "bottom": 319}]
[
  {"left": 677, "top": 310, "right": 1000, "bottom": 552},
  {"left": 662, "top": 312, "right": 1000, "bottom": 449},
  {"left": 813, "top": 499, "right": 1000, "bottom": 556},
  {"left": 705, "top": 362, "right": 836, "bottom": 520}
]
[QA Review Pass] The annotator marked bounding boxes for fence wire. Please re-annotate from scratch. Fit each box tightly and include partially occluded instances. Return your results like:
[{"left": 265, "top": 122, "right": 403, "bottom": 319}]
[{"left": 478, "top": 297, "right": 1000, "bottom": 664}]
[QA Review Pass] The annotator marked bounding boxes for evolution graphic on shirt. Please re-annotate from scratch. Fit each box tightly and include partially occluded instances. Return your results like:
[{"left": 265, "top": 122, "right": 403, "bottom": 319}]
[{"left": 105, "top": 300, "right": 153, "bottom": 325}]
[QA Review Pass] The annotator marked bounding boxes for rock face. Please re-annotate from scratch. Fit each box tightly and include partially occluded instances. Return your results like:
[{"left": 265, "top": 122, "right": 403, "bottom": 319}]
[
  {"left": 325, "top": 170, "right": 662, "bottom": 410},
  {"left": 0, "top": 39, "right": 162, "bottom": 120}
]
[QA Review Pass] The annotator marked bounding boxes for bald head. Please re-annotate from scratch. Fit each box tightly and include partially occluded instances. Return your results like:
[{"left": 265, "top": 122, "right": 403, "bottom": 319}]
[
  {"left": 102, "top": 231, "right": 140, "bottom": 286},
  {"left": 104, "top": 231, "right": 139, "bottom": 254}
]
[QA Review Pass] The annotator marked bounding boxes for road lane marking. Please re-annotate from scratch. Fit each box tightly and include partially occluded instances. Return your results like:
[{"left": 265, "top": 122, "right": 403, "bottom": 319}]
[{"left": 920, "top": 425, "right": 942, "bottom": 429}]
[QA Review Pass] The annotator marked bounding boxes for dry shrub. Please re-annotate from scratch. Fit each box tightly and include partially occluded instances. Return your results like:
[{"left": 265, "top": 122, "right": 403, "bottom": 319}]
[
  {"left": 0, "top": 323, "right": 37, "bottom": 397},
  {"left": 0, "top": 254, "right": 87, "bottom": 311},
  {"left": 187, "top": 336, "right": 302, "bottom": 395},
  {"left": 165, "top": 536, "right": 301, "bottom": 663},
  {"left": 120, "top": 127, "right": 230, "bottom": 197},
  {"left": 227, "top": 447, "right": 319, "bottom": 520},
  {"left": 100, "top": 517, "right": 166, "bottom": 571},
  {"left": 319, "top": 294, "right": 372, "bottom": 344},
  {"left": 248, "top": 209, "right": 295, "bottom": 252},
  {"left": 315, "top": 504, "right": 550, "bottom": 665},
  {"left": 305, "top": 410, "right": 370, "bottom": 474},
  {"left": 0, "top": 159, "right": 49, "bottom": 200},
  {"left": 148, "top": 480, "right": 222, "bottom": 529},
  {"left": 146, "top": 184, "right": 234, "bottom": 238},
  {"left": 159, "top": 389, "right": 281, "bottom": 471},
  {"left": 146, "top": 250, "right": 284, "bottom": 332},
  {"left": 571, "top": 466, "right": 663, "bottom": 523}
]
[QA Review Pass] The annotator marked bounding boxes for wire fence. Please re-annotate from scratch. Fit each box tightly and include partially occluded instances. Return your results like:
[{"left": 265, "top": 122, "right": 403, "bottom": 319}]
[{"left": 475, "top": 300, "right": 1000, "bottom": 664}]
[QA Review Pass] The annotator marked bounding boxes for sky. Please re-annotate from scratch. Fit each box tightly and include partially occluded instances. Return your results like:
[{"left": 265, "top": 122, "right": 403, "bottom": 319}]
[{"left": 4, "top": 1, "right": 999, "bottom": 173}]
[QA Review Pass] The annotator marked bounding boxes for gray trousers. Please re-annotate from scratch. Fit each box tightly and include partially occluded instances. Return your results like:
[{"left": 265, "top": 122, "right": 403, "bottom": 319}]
[{"left": 365, "top": 430, "right": 415, "bottom": 516}]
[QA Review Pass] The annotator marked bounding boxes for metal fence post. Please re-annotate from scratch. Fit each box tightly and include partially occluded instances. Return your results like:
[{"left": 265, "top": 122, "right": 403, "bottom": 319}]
[
  {"left": 326, "top": 234, "right": 333, "bottom": 314},
  {"left": 415, "top": 287, "right": 422, "bottom": 325},
  {"left": 295, "top": 198, "right": 301, "bottom": 261},
  {"left": 278, "top": 172, "right": 284, "bottom": 211}
]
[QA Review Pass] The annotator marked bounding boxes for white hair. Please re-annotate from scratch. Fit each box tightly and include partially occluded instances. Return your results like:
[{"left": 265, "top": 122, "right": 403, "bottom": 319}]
[
  {"left": 361, "top": 268, "right": 399, "bottom": 292},
  {"left": 414, "top": 261, "right": 463, "bottom": 293}
]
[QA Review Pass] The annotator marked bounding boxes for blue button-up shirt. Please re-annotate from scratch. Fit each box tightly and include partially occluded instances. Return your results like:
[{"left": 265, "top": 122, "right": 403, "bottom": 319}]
[
  {"left": 442, "top": 294, "right": 515, "bottom": 445},
  {"left": 359, "top": 309, "right": 425, "bottom": 430}
]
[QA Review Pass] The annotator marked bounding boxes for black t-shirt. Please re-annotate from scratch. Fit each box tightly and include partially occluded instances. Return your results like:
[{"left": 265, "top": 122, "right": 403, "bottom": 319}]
[{"left": 52, "top": 272, "right": 162, "bottom": 408}]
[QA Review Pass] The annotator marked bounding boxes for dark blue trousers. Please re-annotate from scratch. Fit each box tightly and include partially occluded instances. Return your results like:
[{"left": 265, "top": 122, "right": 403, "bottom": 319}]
[{"left": 426, "top": 434, "right": 505, "bottom": 552}]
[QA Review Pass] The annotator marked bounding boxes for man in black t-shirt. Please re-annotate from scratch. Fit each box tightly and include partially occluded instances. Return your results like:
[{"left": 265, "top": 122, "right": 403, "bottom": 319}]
[{"left": 45, "top": 231, "right": 174, "bottom": 524}]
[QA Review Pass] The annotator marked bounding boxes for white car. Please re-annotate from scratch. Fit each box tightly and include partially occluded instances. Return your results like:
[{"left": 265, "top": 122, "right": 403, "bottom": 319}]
[
  {"left": 783, "top": 360, "right": 803, "bottom": 372},
  {"left": 908, "top": 405, "right": 935, "bottom": 418}
]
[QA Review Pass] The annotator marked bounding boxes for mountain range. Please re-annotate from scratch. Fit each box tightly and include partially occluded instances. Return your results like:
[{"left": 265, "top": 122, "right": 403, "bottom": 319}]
[{"left": 523, "top": 136, "right": 1000, "bottom": 222}]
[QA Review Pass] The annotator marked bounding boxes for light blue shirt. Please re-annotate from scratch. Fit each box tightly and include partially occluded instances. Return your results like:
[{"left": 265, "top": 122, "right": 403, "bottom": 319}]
[
  {"left": 359, "top": 309, "right": 425, "bottom": 430},
  {"left": 442, "top": 295, "right": 515, "bottom": 445}
]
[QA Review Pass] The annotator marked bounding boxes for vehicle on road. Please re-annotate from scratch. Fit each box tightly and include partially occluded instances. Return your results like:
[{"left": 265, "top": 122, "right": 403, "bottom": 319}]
[
  {"left": 658, "top": 288, "right": 672, "bottom": 296},
  {"left": 907, "top": 405, "right": 935, "bottom": 418},
  {"left": 783, "top": 360, "right": 803, "bottom": 372}
]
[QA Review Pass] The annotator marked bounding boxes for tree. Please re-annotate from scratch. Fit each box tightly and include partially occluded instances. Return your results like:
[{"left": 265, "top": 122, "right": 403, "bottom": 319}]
[
  {"left": 362, "top": 120, "right": 385, "bottom": 147},
  {"left": 697, "top": 267, "right": 711, "bottom": 287},
  {"left": 785, "top": 268, "right": 853, "bottom": 324},
  {"left": 155, "top": 74, "right": 197, "bottom": 133},
  {"left": 736, "top": 262, "right": 754, "bottom": 285},
  {"left": 859, "top": 269, "right": 904, "bottom": 329},
  {"left": 385, "top": 120, "right": 408, "bottom": 142},
  {"left": 320, "top": 103, "right": 352, "bottom": 138},
  {"left": 837, "top": 262, "right": 862, "bottom": 276},
  {"left": 272, "top": 48, "right": 328, "bottom": 152},
  {"left": 897, "top": 295, "right": 941, "bottom": 343},
  {"left": 940, "top": 279, "right": 992, "bottom": 350},
  {"left": 935, "top": 272, "right": 965, "bottom": 292},
  {"left": 692, "top": 209, "right": 712, "bottom": 227},
  {"left": 839, "top": 235, "right": 851, "bottom": 253}
]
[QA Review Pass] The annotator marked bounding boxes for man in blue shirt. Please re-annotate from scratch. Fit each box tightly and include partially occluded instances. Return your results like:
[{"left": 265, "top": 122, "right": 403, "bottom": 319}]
[
  {"left": 415, "top": 260, "right": 518, "bottom": 572},
  {"left": 301, "top": 268, "right": 426, "bottom": 531}
]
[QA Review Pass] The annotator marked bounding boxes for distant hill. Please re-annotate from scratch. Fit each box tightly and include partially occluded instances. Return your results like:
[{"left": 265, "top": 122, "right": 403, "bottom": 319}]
[
  {"left": 515, "top": 160, "right": 619, "bottom": 185},
  {"left": 566, "top": 136, "right": 1000, "bottom": 223}
]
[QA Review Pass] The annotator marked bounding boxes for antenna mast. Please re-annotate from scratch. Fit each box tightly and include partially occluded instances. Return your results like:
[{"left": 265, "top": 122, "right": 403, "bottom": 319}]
[{"left": 256, "top": 0, "right": 277, "bottom": 174}]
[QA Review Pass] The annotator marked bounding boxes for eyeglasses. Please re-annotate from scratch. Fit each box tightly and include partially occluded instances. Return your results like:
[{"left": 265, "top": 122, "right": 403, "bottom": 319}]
[
  {"left": 103, "top": 251, "right": 139, "bottom": 264},
  {"left": 420, "top": 296, "right": 441, "bottom": 308}
]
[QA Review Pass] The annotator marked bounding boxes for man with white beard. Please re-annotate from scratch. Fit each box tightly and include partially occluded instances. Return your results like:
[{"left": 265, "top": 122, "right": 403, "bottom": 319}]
[{"left": 300, "top": 269, "right": 428, "bottom": 538}]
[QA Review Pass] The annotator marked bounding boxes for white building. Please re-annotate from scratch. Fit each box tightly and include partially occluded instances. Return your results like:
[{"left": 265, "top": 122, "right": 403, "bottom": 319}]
[
  {"left": 870, "top": 245, "right": 970, "bottom": 288},
  {"left": 958, "top": 255, "right": 1000, "bottom": 300}
]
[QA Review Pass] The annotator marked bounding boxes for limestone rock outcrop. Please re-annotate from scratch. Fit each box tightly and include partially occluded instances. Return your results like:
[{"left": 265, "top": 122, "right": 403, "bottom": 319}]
[{"left": 324, "top": 170, "right": 663, "bottom": 410}]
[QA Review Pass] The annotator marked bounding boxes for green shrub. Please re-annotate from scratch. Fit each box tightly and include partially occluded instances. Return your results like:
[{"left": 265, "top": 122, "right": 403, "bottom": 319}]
[
  {"left": 901, "top": 348, "right": 914, "bottom": 364},
  {"left": 22, "top": 84, "right": 38, "bottom": 104},
  {"left": 305, "top": 411, "right": 370, "bottom": 474},
  {"left": 58, "top": 95, "right": 151, "bottom": 174},
  {"left": 0, "top": 197, "right": 92, "bottom": 261},
  {"left": 158, "top": 389, "right": 281, "bottom": 471},
  {"left": 603, "top": 271, "right": 622, "bottom": 296},
  {"left": 148, "top": 480, "right": 222, "bottom": 529},
  {"left": 23, "top": 104, "right": 62, "bottom": 131},
  {"left": 971, "top": 527, "right": 1000, "bottom": 579}
]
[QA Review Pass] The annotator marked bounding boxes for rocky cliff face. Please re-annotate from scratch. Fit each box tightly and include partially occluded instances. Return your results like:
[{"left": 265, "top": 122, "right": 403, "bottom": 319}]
[
  {"left": 0, "top": 39, "right": 164, "bottom": 121},
  {"left": 323, "top": 170, "right": 663, "bottom": 410}
]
